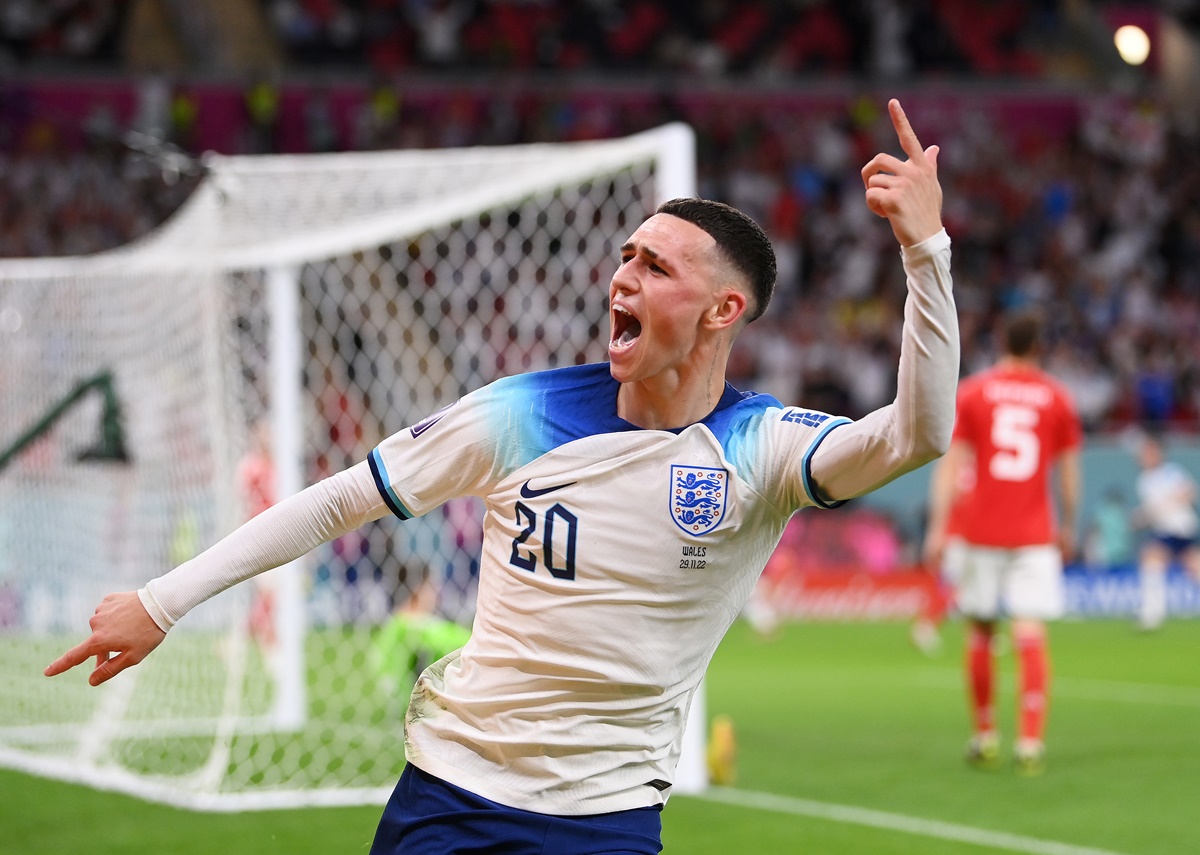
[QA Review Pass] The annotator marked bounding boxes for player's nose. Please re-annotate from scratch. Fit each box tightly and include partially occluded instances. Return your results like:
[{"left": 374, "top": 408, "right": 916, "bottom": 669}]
[{"left": 610, "top": 263, "right": 640, "bottom": 297}]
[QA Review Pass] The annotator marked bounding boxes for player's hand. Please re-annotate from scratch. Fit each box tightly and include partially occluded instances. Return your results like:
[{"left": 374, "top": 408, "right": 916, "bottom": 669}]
[
  {"left": 861, "top": 99, "right": 943, "bottom": 247},
  {"left": 43, "top": 591, "right": 166, "bottom": 686},
  {"left": 1059, "top": 527, "right": 1078, "bottom": 564}
]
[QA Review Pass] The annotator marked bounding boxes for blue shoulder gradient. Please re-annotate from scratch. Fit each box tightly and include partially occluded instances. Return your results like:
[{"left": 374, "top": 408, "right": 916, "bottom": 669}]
[
  {"left": 368, "top": 365, "right": 628, "bottom": 519},
  {"left": 485, "top": 364, "right": 635, "bottom": 471},
  {"left": 491, "top": 366, "right": 790, "bottom": 467},
  {"left": 383, "top": 365, "right": 851, "bottom": 512},
  {"left": 709, "top": 395, "right": 852, "bottom": 510},
  {"left": 698, "top": 384, "right": 782, "bottom": 451}
]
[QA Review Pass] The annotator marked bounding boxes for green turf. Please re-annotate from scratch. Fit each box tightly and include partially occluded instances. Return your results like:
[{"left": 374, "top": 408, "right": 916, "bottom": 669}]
[{"left": 4, "top": 619, "right": 1198, "bottom": 854}]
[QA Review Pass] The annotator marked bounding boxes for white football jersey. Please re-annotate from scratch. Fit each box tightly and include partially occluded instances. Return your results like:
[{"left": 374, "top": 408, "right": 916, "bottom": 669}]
[
  {"left": 1137, "top": 462, "right": 1199, "bottom": 539},
  {"left": 369, "top": 363, "right": 850, "bottom": 815},
  {"left": 138, "top": 229, "right": 952, "bottom": 817}
]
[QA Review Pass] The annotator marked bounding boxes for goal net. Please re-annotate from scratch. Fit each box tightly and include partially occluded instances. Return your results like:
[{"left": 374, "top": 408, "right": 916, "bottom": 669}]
[{"left": 0, "top": 124, "right": 704, "bottom": 810}]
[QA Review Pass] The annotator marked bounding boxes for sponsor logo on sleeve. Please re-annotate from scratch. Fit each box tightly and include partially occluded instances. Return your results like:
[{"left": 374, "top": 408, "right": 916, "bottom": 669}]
[
  {"left": 781, "top": 409, "right": 830, "bottom": 428},
  {"left": 670, "top": 465, "right": 727, "bottom": 535}
]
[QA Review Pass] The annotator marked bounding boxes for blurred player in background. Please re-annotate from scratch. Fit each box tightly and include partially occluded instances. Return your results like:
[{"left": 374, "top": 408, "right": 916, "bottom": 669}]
[
  {"left": 1133, "top": 434, "right": 1200, "bottom": 631},
  {"left": 237, "top": 419, "right": 279, "bottom": 664},
  {"left": 928, "top": 311, "right": 1081, "bottom": 776},
  {"left": 371, "top": 574, "right": 472, "bottom": 716},
  {"left": 45, "top": 100, "right": 957, "bottom": 855}
]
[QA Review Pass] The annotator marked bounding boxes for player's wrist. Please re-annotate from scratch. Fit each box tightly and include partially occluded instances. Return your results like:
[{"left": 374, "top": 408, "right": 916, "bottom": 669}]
[
  {"left": 899, "top": 228, "right": 950, "bottom": 259},
  {"left": 137, "top": 586, "right": 175, "bottom": 633}
]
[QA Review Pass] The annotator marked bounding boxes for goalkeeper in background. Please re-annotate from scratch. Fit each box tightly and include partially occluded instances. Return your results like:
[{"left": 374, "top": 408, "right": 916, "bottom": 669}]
[
  {"left": 46, "top": 99, "right": 957, "bottom": 855},
  {"left": 371, "top": 575, "right": 471, "bottom": 714}
]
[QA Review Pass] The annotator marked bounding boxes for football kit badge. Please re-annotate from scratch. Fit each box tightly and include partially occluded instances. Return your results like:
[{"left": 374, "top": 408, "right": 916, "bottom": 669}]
[{"left": 670, "top": 465, "right": 727, "bottom": 535}]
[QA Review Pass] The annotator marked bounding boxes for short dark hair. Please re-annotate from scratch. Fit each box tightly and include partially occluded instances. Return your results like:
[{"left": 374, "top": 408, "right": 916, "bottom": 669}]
[
  {"left": 656, "top": 197, "right": 777, "bottom": 323},
  {"left": 1003, "top": 310, "right": 1041, "bottom": 358}
]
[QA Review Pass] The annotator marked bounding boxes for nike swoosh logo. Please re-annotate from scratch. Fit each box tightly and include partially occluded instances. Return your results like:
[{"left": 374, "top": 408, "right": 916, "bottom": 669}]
[{"left": 520, "top": 480, "right": 577, "bottom": 499}]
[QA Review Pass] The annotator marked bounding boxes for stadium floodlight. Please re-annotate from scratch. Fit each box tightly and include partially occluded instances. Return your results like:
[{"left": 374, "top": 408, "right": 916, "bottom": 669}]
[
  {"left": 1114, "top": 24, "right": 1151, "bottom": 66},
  {"left": 0, "top": 123, "right": 706, "bottom": 810}
]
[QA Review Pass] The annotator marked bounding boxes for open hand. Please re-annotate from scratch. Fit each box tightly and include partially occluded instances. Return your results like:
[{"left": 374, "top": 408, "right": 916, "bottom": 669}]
[
  {"left": 44, "top": 591, "right": 166, "bottom": 686},
  {"left": 861, "top": 99, "right": 943, "bottom": 247}
]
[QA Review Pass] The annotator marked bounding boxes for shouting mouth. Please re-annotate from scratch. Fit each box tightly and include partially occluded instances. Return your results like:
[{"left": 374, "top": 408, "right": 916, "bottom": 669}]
[{"left": 610, "top": 304, "right": 643, "bottom": 352}]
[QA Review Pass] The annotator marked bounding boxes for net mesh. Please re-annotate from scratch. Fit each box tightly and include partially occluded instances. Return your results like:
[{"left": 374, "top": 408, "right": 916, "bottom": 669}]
[{"left": 0, "top": 126, "right": 691, "bottom": 809}]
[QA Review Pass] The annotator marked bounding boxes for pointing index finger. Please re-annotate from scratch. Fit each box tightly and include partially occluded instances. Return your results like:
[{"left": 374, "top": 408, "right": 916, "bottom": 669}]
[
  {"left": 889, "top": 98, "right": 924, "bottom": 162},
  {"left": 44, "top": 636, "right": 101, "bottom": 677}
]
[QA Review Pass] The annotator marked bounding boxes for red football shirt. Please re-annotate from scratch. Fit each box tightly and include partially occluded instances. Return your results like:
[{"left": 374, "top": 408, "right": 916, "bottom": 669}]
[{"left": 951, "top": 364, "right": 1082, "bottom": 548}]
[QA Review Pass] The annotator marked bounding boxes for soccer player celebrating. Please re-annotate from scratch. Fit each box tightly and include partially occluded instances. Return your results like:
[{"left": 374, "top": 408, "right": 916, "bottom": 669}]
[
  {"left": 928, "top": 311, "right": 1082, "bottom": 776},
  {"left": 45, "top": 100, "right": 957, "bottom": 854}
]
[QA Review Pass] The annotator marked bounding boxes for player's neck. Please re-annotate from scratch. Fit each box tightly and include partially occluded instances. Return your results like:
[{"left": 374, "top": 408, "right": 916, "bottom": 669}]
[
  {"left": 997, "top": 355, "right": 1038, "bottom": 372},
  {"left": 617, "top": 367, "right": 728, "bottom": 430}
]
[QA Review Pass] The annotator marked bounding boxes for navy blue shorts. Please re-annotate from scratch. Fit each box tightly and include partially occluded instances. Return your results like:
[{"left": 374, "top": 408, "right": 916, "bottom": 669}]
[
  {"left": 369, "top": 764, "right": 663, "bottom": 855},
  {"left": 1154, "top": 534, "right": 1197, "bottom": 557}
]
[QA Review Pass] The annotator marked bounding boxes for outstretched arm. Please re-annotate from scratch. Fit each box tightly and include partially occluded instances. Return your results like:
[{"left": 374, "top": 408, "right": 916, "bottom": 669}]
[
  {"left": 809, "top": 99, "right": 959, "bottom": 501},
  {"left": 45, "top": 460, "right": 388, "bottom": 686}
]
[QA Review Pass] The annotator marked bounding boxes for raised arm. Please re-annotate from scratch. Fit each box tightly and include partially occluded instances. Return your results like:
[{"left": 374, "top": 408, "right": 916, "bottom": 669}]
[
  {"left": 44, "top": 460, "right": 388, "bottom": 686},
  {"left": 809, "top": 99, "right": 959, "bottom": 502}
]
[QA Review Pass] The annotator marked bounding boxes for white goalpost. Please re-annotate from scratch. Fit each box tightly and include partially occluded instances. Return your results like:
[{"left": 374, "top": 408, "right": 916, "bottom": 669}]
[{"left": 0, "top": 123, "right": 707, "bottom": 810}]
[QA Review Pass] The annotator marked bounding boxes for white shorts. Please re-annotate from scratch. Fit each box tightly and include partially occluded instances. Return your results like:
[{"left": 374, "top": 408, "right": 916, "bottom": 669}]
[{"left": 954, "top": 543, "right": 1064, "bottom": 621}]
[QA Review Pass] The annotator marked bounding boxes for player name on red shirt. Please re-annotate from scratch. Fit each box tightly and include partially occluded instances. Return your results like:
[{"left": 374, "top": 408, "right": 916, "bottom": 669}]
[{"left": 982, "top": 380, "right": 1053, "bottom": 407}]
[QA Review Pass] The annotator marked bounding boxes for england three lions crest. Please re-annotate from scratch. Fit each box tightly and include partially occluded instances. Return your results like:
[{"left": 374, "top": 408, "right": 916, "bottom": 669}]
[{"left": 670, "top": 465, "right": 727, "bottom": 535}]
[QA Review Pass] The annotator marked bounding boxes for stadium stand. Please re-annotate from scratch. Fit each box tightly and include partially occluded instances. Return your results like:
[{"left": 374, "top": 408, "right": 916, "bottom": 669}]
[{"left": 3, "top": 0, "right": 1200, "bottom": 435}]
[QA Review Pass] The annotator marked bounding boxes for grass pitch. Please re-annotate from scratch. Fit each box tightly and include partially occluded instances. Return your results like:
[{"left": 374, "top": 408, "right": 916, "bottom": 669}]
[{"left": 4, "top": 618, "right": 1197, "bottom": 854}]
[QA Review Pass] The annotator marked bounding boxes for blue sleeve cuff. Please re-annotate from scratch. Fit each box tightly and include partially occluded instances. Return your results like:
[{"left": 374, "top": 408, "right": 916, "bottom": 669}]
[
  {"left": 800, "top": 417, "right": 852, "bottom": 509},
  {"left": 368, "top": 448, "right": 413, "bottom": 520}
]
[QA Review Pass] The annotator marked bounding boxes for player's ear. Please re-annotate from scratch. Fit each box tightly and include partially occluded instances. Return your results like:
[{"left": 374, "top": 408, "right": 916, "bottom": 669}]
[{"left": 705, "top": 288, "right": 748, "bottom": 332}]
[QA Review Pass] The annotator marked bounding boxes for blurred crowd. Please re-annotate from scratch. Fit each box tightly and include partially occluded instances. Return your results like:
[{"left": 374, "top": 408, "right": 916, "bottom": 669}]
[
  {"left": 0, "top": 0, "right": 125, "bottom": 67},
  {"left": 261, "top": 0, "right": 1056, "bottom": 79},
  {"left": 722, "top": 93, "right": 1200, "bottom": 436},
  {"left": 3, "top": 2, "right": 1200, "bottom": 434},
  {"left": 0, "top": 0, "right": 1091, "bottom": 78}
]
